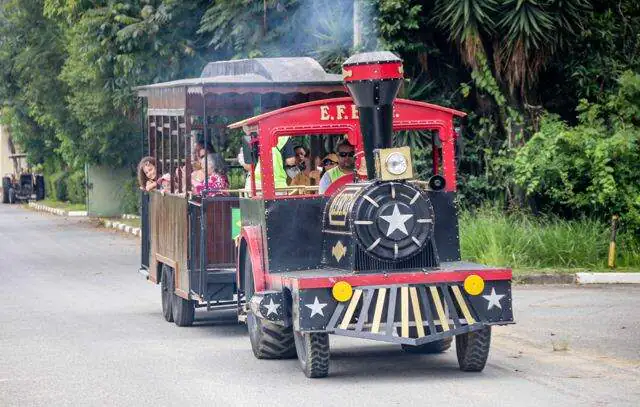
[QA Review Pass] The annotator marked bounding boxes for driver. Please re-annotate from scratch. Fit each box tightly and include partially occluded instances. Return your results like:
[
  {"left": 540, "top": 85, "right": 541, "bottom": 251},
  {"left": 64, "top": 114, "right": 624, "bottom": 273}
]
[{"left": 318, "top": 140, "right": 355, "bottom": 194}]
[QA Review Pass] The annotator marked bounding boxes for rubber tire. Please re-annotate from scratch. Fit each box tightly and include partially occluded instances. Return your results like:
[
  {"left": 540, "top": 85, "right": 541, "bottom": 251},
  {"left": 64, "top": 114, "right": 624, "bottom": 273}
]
[
  {"left": 172, "top": 292, "right": 195, "bottom": 327},
  {"left": 2, "top": 177, "right": 10, "bottom": 203},
  {"left": 401, "top": 337, "right": 453, "bottom": 354},
  {"left": 293, "top": 331, "right": 330, "bottom": 378},
  {"left": 35, "top": 175, "right": 45, "bottom": 201},
  {"left": 161, "top": 264, "right": 174, "bottom": 322},
  {"left": 456, "top": 326, "right": 492, "bottom": 372},
  {"left": 245, "top": 254, "right": 296, "bottom": 359},
  {"left": 8, "top": 188, "right": 15, "bottom": 204}
]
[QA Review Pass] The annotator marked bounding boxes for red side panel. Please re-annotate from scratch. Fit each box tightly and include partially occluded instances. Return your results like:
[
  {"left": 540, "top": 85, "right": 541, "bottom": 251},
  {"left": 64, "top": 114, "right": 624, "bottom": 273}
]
[{"left": 239, "top": 226, "right": 267, "bottom": 292}]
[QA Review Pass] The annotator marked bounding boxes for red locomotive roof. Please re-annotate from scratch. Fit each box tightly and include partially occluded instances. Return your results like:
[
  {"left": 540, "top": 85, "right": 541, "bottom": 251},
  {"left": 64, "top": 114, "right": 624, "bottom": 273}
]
[{"left": 228, "top": 97, "right": 466, "bottom": 131}]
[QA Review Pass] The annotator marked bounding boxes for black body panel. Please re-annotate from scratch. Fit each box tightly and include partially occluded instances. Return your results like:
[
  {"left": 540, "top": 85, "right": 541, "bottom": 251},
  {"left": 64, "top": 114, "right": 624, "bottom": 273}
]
[
  {"left": 428, "top": 191, "right": 461, "bottom": 262},
  {"left": 264, "top": 197, "right": 325, "bottom": 273}
]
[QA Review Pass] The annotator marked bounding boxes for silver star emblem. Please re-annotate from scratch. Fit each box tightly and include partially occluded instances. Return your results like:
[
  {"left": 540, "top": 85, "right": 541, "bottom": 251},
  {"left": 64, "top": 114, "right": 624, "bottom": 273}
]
[
  {"left": 482, "top": 288, "right": 505, "bottom": 310},
  {"left": 305, "top": 296, "right": 327, "bottom": 317},
  {"left": 379, "top": 204, "right": 414, "bottom": 237},
  {"left": 263, "top": 298, "right": 280, "bottom": 317}
]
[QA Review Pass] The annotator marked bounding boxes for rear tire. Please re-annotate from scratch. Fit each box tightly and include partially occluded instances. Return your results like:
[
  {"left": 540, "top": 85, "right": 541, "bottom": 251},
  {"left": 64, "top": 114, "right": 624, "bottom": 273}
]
[
  {"left": 245, "top": 254, "right": 296, "bottom": 359},
  {"left": 456, "top": 326, "right": 492, "bottom": 372},
  {"left": 161, "top": 264, "right": 174, "bottom": 322},
  {"left": 2, "top": 177, "right": 10, "bottom": 203},
  {"left": 401, "top": 337, "right": 453, "bottom": 354},
  {"left": 172, "top": 291, "right": 195, "bottom": 327},
  {"left": 293, "top": 331, "right": 330, "bottom": 378}
]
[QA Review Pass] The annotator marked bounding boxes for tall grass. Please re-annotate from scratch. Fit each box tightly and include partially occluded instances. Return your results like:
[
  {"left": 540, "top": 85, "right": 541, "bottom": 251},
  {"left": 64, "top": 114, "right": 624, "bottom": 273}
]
[{"left": 459, "top": 206, "right": 640, "bottom": 270}]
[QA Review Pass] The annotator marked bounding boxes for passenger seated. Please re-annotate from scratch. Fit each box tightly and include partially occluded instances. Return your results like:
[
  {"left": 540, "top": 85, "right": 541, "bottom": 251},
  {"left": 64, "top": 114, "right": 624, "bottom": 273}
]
[
  {"left": 319, "top": 153, "right": 338, "bottom": 179},
  {"left": 193, "top": 154, "right": 230, "bottom": 196},
  {"left": 249, "top": 136, "right": 297, "bottom": 194},
  {"left": 137, "top": 156, "right": 170, "bottom": 192},
  {"left": 318, "top": 141, "right": 355, "bottom": 194},
  {"left": 290, "top": 146, "right": 321, "bottom": 188}
]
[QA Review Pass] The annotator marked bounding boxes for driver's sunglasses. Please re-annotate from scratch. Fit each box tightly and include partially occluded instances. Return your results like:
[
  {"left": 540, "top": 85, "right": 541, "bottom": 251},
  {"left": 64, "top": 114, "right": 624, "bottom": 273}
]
[
  {"left": 338, "top": 151, "right": 355, "bottom": 158},
  {"left": 322, "top": 159, "right": 337, "bottom": 166}
]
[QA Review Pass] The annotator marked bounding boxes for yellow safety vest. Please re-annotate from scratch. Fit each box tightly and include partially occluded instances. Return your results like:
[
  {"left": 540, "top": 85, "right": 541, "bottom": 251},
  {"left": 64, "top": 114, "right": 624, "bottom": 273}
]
[{"left": 253, "top": 136, "right": 290, "bottom": 189}]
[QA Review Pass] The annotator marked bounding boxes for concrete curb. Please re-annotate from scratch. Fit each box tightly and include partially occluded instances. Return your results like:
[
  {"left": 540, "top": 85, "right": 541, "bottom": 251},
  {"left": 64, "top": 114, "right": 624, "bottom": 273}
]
[
  {"left": 576, "top": 272, "right": 640, "bottom": 284},
  {"left": 28, "top": 201, "right": 88, "bottom": 217},
  {"left": 515, "top": 272, "right": 640, "bottom": 285},
  {"left": 514, "top": 273, "right": 576, "bottom": 285},
  {"left": 102, "top": 219, "right": 141, "bottom": 237}
]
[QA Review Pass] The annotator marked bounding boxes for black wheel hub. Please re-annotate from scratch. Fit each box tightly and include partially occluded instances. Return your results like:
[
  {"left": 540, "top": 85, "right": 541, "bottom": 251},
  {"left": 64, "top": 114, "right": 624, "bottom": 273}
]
[{"left": 351, "top": 182, "right": 434, "bottom": 261}]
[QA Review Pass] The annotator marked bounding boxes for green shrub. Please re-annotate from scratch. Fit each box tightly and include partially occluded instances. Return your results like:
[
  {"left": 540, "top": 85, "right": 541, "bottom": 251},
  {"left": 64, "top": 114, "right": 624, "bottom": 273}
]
[
  {"left": 514, "top": 71, "right": 640, "bottom": 233},
  {"left": 120, "top": 176, "right": 140, "bottom": 215},
  {"left": 46, "top": 171, "right": 68, "bottom": 201},
  {"left": 66, "top": 170, "right": 86, "bottom": 204}
]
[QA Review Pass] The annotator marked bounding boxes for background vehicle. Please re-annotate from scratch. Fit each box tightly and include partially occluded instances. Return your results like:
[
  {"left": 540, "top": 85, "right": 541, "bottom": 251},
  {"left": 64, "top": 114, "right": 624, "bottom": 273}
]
[{"left": 2, "top": 153, "right": 45, "bottom": 204}]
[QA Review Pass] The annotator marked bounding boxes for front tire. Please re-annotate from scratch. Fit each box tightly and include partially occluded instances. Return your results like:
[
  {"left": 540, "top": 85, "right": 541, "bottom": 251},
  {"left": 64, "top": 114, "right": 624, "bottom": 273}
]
[
  {"left": 160, "top": 264, "right": 174, "bottom": 322},
  {"left": 293, "top": 331, "right": 330, "bottom": 378},
  {"left": 244, "top": 254, "right": 296, "bottom": 359},
  {"left": 456, "top": 326, "right": 492, "bottom": 372},
  {"left": 35, "top": 175, "right": 45, "bottom": 201}
]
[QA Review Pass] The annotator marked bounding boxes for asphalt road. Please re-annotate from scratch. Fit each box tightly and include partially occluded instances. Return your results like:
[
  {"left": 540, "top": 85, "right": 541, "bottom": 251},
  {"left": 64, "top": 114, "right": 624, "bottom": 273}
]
[{"left": 1, "top": 204, "right": 639, "bottom": 407}]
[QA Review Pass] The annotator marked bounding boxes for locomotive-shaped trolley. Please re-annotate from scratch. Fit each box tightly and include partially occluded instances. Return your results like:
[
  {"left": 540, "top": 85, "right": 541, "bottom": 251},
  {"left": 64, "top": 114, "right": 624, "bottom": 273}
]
[{"left": 137, "top": 52, "right": 514, "bottom": 378}]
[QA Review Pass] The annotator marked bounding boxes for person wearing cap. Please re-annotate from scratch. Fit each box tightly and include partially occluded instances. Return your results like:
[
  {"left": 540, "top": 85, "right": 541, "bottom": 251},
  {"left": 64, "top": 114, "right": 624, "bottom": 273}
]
[
  {"left": 318, "top": 140, "right": 355, "bottom": 194},
  {"left": 320, "top": 153, "right": 339, "bottom": 178}
]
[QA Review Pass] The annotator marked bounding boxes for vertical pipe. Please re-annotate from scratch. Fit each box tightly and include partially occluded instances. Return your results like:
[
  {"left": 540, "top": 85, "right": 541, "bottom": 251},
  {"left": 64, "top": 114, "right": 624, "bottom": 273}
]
[
  {"left": 608, "top": 215, "right": 619, "bottom": 268},
  {"left": 203, "top": 94, "right": 209, "bottom": 193},
  {"left": 169, "top": 116, "right": 174, "bottom": 194}
]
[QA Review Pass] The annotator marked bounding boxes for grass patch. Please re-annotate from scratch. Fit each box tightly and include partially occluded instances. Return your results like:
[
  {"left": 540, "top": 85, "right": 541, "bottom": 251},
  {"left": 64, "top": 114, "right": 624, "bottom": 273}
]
[
  {"left": 460, "top": 206, "right": 640, "bottom": 271},
  {"left": 38, "top": 199, "right": 86, "bottom": 212}
]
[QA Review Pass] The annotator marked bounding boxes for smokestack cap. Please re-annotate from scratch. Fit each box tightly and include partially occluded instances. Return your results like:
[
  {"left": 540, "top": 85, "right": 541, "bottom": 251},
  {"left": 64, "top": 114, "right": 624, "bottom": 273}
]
[{"left": 342, "top": 51, "right": 403, "bottom": 83}]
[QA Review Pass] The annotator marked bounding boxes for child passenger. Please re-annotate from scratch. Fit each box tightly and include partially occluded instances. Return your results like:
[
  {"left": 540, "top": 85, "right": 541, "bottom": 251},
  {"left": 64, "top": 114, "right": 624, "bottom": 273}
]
[{"left": 137, "top": 156, "right": 170, "bottom": 192}]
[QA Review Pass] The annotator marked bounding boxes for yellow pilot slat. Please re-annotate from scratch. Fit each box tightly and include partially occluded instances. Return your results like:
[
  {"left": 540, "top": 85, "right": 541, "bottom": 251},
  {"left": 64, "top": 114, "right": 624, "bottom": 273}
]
[
  {"left": 451, "top": 285, "right": 476, "bottom": 325},
  {"left": 401, "top": 287, "right": 409, "bottom": 337},
  {"left": 339, "top": 289, "right": 363, "bottom": 330},
  {"left": 429, "top": 286, "right": 449, "bottom": 332},
  {"left": 409, "top": 287, "right": 425, "bottom": 337},
  {"left": 371, "top": 288, "right": 386, "bottom": 333}
]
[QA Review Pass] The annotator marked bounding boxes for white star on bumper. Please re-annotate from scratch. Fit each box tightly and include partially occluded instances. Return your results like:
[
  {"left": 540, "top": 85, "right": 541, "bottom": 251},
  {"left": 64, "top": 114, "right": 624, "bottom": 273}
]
[
  {"left": 379, "top": 204, "right": 414, "bottom": 237},
  {"left": 482, "top": 287, "right": 505, "bottom": 310},
  {"left": 264, "top": 298, "right": 280, "bottom": 316},
  {"left": 305, "top": 296, "right": 327, "bottom": 317}
]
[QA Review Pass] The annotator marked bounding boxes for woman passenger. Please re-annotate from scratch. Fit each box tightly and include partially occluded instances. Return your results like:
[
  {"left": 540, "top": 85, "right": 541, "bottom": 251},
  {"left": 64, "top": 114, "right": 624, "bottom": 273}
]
[{"left": 193, "top": 153, "right": 230, "bottom": 196}]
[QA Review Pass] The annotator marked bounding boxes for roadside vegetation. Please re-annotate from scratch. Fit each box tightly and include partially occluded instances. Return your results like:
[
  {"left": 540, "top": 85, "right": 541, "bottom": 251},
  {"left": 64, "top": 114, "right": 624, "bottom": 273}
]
[
  {"left": 37, "top": 199, "right": 86, "bottom": 212},
  {"left": 460, "top": 206, "right": 640, "bottom": 272}
]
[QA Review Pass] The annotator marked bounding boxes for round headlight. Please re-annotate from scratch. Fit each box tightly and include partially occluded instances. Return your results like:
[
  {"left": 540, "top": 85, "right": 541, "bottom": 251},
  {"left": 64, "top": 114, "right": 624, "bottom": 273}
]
[{"left": 386, "top": 152, "right": 408, "bottom": 175}]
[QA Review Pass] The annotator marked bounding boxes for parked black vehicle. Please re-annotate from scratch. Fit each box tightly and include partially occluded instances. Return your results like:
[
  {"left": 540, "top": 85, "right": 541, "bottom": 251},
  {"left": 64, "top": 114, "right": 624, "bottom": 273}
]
[{"left": 2, "top": 154, "right": 45, "bottom": 204}]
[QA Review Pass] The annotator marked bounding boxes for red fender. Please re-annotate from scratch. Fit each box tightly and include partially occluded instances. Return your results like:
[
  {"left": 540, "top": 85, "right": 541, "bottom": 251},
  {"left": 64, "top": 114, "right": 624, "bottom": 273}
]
[{"left": 238, "top": 225, "right": 266, "bottom": 293}]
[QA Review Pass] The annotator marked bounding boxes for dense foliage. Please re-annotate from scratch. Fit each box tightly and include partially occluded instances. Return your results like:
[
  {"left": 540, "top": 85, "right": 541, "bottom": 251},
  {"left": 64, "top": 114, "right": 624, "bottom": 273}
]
[{"left": 0, "top": 0, "right": 638, "bottom": 233}]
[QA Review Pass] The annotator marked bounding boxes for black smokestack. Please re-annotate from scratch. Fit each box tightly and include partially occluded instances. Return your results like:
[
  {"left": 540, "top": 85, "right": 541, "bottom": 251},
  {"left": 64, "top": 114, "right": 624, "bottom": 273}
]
[{"left": 342, "top": 52, "right": 403, "bottom": 178}]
